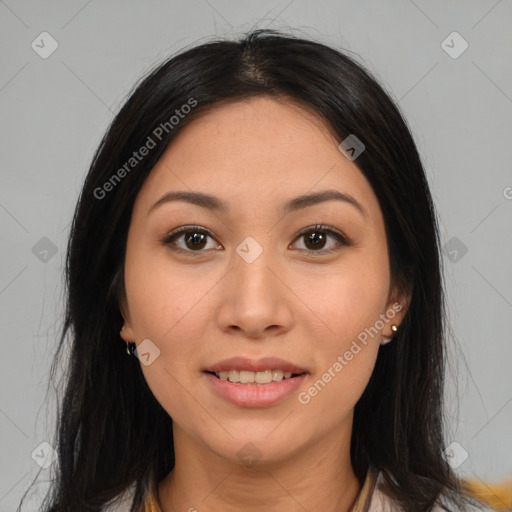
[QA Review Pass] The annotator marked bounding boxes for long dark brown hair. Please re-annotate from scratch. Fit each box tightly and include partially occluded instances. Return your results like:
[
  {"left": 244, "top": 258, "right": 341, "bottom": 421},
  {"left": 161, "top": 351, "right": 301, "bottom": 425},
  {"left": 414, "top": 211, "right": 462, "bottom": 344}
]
[{"left": 22, "top": 29, "right": 490, "bottom": 512}]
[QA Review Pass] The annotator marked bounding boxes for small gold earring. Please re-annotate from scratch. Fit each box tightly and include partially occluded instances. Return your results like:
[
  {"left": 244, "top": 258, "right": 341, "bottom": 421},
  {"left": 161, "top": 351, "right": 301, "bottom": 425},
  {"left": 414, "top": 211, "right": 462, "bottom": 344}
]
[{"left": 381, "top": 324, "right": 399, "bottom": 346}]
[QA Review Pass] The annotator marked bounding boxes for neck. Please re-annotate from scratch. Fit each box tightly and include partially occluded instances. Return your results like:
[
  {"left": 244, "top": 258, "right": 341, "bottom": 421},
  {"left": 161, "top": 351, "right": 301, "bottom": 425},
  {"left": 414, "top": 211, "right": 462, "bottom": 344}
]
[{"left": 157, "top": 423, "right": 363, "bottom": 512}]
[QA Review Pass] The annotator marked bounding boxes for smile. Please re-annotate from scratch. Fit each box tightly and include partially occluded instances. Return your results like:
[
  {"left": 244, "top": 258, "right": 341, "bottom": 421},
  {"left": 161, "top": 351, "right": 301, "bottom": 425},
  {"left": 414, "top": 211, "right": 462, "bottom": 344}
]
[
  {"left": 204, "top": 371, "right": 308, "bottom": 407},
  {"left": 212, "top": 369, "right": 303, "bottom": 384}
]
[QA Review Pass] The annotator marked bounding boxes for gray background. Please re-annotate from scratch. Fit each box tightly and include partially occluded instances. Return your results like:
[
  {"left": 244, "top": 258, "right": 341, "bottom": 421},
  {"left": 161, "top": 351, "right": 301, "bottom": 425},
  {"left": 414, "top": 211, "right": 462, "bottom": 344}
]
[{"left": 1, "top": 1, "right": 511, "bottom": 510}]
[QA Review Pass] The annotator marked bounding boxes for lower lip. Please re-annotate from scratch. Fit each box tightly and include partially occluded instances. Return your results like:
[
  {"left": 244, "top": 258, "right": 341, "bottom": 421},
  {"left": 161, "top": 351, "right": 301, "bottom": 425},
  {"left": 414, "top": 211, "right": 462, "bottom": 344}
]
[{"left": 204, "top": 372, "right": 307, "bottom": 408}]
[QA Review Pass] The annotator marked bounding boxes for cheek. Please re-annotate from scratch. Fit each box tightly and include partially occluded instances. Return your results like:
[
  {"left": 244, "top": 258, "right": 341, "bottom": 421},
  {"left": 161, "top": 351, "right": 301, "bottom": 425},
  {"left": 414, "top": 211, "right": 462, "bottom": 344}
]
[
  {"left": 295, "top": 266, "right": 387, "bottom": 418},
  {"left": 293, "top": 250, "right": 388, "bottom": 401},
  {"left": 123, "top": 248, "right": 213, "bottom": 420},
  {"left": 297, "top": 345, "right": 377, "bottom": 430},
  {"left": 297, "top": 252, "right": 390, "bottom": 342},
  {"left": 123, "top": 246, "right": 223, "bottom": 415},
  {"left": 124, "top": 241, "right": 213, "bottom": 340}
]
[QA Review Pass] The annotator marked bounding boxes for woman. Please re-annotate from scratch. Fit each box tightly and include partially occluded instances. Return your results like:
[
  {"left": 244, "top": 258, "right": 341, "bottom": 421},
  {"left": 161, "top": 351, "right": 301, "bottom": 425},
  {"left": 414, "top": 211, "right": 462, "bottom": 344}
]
[{"left": 27, "top": 29, "right": 499, "bottom": 511}]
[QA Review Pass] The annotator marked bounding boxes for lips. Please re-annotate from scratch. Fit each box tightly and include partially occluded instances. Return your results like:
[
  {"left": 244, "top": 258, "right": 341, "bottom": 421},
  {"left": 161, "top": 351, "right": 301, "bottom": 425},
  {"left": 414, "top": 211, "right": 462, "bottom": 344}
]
[
  {"left": 203, "top": 356, "right": 308, "bottom": 375},
  {"left": 204, "top": 371, "right": 308, "bottom": 407}
]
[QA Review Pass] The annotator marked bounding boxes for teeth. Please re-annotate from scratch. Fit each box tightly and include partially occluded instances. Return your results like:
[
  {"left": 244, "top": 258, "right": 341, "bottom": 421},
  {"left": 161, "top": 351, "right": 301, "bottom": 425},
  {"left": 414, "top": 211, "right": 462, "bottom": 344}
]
[
  {"left": 215, "top": 369, "right": 298, "bottom": 384},
  {"left": 272, "top": 369, "right": 284, "bottom": 381},
  {"left": 240, "top": 370, "right": 255, "bottom": 383},
  {"left": 255, "top": 370, "right": 272, "bottom": 384}
]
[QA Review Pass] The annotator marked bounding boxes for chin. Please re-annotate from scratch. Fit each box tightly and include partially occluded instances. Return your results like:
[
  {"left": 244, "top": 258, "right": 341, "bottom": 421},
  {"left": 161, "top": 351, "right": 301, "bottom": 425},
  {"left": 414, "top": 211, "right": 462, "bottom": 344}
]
[{"left": 204, "top": 428, "right": 307, "bottom": 467}]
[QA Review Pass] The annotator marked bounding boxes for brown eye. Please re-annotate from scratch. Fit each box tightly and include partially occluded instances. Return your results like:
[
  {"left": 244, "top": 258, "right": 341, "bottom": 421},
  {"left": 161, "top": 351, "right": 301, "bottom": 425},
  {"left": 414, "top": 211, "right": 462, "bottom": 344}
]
[
  {"left": 304, "top": 230, "right": 327, "bottom": 250},
  {"left": 184, "top": 231, "right": 208, "bottom": 250},
  {"left": 292, "top": 224, "right": 349, "bottom": 254},
  {"left": 162, "top": 226, "right": 221, "bottom": 254},
  {"left": 162, "top": 224, "right": 349, "bottom": 257}
]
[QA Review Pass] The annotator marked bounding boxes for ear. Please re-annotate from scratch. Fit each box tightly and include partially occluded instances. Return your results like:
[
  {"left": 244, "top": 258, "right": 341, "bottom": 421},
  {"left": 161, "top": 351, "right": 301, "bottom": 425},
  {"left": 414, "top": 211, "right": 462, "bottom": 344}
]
[
  {"left": 119, "top": 295, "right": 136, "bottom": 343},
  {"left": 381, "top": 285, "right": 411, "bottom": 341}
]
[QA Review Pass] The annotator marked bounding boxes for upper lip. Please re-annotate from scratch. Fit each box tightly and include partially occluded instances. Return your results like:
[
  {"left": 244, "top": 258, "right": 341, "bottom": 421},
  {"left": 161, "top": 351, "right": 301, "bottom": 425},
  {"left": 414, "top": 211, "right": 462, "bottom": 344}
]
[{"left": 204, "top": 356, "right": 308, "bottom": 374}]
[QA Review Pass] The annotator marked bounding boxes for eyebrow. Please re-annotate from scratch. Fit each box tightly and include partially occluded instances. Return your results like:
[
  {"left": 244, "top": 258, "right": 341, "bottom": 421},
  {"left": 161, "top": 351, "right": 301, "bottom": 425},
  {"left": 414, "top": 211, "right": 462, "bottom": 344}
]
[{"left": 148, "top": 189, "right": 367, "bottom": 219}]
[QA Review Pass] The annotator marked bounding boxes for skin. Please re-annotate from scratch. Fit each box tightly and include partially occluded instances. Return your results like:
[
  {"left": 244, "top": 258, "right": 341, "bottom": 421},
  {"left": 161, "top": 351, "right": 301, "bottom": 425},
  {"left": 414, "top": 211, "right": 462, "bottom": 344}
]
[{"left": 120, "top": 96, "right": 409, "bottom": 511}]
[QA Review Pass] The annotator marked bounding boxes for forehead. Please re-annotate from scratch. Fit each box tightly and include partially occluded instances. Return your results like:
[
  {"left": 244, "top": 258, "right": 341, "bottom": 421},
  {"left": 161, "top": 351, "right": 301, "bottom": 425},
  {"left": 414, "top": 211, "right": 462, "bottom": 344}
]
[
  {"left": 168, "top": 96, "right": 340, "bottom": 164},
  {"left": 134, "top": 97, "right": 381, "bottom": 223}
]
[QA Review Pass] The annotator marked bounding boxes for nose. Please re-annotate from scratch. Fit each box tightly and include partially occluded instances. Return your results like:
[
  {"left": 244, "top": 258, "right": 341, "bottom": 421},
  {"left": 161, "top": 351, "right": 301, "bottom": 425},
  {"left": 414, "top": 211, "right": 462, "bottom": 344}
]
[{"left": 216, "top": 246, "right": 293, "bottom": 339}]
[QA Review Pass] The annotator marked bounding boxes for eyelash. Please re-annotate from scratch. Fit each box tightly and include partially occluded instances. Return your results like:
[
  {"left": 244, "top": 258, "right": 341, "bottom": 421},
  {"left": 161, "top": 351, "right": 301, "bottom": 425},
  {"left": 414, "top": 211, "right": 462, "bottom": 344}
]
[{"left": 161, "top": 224, "right": 350, "bottom": 257}]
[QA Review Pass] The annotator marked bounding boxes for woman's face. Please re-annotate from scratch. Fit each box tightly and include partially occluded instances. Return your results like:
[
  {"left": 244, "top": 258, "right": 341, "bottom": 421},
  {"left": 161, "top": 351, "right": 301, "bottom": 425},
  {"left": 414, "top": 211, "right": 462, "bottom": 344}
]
[{"left": 121, "top": 96, "right": 407, "bottom": 465}]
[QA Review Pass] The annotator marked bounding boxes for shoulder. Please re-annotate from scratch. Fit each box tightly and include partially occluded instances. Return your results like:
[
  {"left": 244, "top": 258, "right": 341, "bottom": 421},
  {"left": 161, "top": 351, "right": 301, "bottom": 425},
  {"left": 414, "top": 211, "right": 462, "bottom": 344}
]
[{"left": 368, "top": 472, "right": 496, "bottom": 512}]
